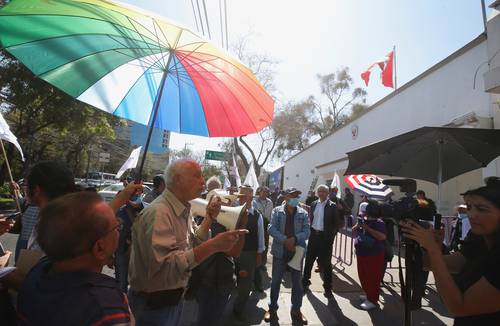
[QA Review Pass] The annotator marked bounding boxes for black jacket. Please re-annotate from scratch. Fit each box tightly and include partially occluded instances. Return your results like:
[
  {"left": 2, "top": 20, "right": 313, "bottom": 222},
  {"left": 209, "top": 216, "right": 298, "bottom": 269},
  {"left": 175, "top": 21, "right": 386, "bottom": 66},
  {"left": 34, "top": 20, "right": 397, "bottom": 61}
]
[{"left": 310, "top": 199, "right": 342, "bottom": 240}]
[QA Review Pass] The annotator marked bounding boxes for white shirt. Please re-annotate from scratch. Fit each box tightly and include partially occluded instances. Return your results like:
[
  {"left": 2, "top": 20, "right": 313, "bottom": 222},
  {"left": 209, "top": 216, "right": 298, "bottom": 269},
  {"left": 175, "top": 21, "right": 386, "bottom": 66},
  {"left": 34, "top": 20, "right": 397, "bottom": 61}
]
[
  {"left": 312, "top": 200, "right": 327, "bottom": 231},
  {"left": 459, "top": 214, "right": 471, "bottom": 240}
]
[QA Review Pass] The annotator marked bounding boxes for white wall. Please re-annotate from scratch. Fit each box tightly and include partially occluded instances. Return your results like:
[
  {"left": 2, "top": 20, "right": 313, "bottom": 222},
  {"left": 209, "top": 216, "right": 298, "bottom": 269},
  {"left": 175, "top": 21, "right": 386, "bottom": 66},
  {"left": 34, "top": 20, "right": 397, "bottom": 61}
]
[{"left": 284, "top": 37, "right": 492, "bottom": 214}]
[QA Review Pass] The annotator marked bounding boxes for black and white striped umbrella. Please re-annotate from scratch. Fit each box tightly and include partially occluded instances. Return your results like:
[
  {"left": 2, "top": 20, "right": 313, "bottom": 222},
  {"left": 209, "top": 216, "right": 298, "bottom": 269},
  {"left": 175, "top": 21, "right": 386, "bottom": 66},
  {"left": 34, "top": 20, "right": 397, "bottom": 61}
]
[{"left": 345, "top": 174, "right": 393, "bottom": 200}]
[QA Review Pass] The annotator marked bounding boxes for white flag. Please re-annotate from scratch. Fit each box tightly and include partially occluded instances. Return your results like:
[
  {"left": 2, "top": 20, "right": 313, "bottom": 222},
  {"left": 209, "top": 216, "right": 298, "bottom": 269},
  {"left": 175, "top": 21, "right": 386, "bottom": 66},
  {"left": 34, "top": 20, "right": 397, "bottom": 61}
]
[
  {"left": 223, "top": 174, "right": 231, "bottom": 190},
  {"left": 244, "top": 161, "right": 259, "bottom": 191},
  {"left": 331, "top": 172, "right": 342, "bottom": 199},
  {"left": 116, "top": 146, "right": 142, "bottom": 179},
  {"left": 232, "top": 154, "right": 241, "bottom": 188},
  {"left": 0, "top": 112, "right": 24, "bottom": 161}
]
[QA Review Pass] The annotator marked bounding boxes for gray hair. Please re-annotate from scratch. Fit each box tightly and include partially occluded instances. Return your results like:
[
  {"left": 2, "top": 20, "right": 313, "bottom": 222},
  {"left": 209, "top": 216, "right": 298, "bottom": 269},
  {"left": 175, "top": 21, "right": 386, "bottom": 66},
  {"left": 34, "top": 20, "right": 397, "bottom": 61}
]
[
  {"left": 206, "top": 176, "right": 221, "bottom": 191},
  {"left": 316, "top": 184, "right": 329, "bottom": 193},
  {"left": 164, "top": 159, "right": 199, "bottom": 188}
]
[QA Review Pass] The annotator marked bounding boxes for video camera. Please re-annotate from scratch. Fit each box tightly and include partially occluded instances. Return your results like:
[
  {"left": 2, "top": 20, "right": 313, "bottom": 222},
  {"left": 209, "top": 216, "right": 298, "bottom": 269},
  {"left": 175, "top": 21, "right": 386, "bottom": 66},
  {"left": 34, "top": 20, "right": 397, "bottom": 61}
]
[{"left": 380, "top": 179, "right": 435, "bottom": 222}]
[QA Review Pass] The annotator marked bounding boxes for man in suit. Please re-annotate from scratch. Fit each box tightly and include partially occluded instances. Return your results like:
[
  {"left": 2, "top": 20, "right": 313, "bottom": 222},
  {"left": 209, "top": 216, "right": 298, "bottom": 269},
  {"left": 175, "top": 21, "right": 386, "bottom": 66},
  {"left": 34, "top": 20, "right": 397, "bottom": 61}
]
[{"left": 302, "top": 184, "right": 342, "bottom": 298}]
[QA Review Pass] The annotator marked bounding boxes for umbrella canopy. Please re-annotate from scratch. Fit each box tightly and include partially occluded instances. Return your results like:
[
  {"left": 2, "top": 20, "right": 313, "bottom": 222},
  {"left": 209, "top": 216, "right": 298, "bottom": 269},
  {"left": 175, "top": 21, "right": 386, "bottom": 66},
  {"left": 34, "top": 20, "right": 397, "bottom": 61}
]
[
  {"left": 345, "top": 174, "right": 393, "bottom": 200},
  {"left": 0, "top": 0, "right": 274, "bottom": 138},
  {"left": 345, "top": 126, "right": 500, "bottom": 210},
  {"left": 345, "top": 127, "right": 500, "bottom": 184}
]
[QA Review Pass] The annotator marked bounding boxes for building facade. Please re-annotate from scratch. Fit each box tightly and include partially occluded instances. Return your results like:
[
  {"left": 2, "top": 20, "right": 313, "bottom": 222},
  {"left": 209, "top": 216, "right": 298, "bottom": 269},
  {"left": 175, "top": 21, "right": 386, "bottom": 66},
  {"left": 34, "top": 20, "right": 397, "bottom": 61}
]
[{"left": 283, "top": 4, "right": 500, "bottom": 215}]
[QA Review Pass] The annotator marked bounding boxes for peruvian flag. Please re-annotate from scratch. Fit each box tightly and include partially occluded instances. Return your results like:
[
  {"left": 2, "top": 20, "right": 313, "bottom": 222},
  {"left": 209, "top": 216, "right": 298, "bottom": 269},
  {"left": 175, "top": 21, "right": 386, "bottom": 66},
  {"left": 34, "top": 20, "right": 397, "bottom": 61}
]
[{"left": 361, "top": 50, "right": 394, "bottom": 88}]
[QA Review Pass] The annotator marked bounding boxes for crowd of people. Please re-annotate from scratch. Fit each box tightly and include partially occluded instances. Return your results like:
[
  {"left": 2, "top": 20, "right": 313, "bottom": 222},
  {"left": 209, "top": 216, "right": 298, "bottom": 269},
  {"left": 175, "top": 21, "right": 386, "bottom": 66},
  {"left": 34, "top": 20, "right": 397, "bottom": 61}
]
[{"left": 0, "top": 159, "right": 499, "bottom": 325}]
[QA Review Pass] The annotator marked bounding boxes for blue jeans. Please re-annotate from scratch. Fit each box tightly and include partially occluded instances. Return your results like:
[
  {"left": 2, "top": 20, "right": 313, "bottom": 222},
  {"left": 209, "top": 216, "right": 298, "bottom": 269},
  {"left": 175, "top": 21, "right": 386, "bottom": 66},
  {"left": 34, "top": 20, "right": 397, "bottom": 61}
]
[
  {"left": 128, "top": 290, "right": 184, "bottom": 326},
  {"left": 269, "top": 257, "right": 303, "bottom": 312},
  {"left": 196, "top": 285, "right": 232, "bottom": 326}
]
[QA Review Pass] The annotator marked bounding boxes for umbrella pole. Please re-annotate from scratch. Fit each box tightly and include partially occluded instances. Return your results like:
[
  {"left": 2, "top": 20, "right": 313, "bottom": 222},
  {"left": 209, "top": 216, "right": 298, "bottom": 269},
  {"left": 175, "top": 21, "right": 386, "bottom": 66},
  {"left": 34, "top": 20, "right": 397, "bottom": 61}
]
[
  {"left": 135, "top": 66, "right": 170, "bottom": 181},
  {"left": 0, "top": 139, "right": 21, "bottom": 212},
  {"left": 437, "top": 140, "right": 443, "bottom": 213}
]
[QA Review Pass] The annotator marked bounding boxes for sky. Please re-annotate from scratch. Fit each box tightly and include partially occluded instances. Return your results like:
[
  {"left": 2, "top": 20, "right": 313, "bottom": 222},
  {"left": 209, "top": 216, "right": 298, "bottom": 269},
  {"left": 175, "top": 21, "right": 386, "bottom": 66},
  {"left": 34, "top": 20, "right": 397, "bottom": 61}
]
[{"left": 122, "top": 0, "right": 494, "bottom": 170}]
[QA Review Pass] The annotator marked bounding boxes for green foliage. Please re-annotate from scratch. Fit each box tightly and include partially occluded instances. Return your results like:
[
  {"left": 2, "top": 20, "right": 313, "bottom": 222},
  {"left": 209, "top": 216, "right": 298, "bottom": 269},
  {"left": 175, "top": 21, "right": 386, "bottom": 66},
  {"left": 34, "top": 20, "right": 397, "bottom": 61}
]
[
  {"left": 272, "top": 67, "right": 369, "bottom": 158},
  {"left": 0, "top": 50, "right": 118, "bottom": 179}
]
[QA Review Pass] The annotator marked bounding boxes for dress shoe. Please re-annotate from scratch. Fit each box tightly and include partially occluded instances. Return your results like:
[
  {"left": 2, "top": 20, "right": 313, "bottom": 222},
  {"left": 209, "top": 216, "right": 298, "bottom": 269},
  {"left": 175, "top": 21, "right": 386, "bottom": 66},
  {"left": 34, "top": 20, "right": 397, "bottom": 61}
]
[
  {"left": 264, "top": 309, "right": 277, "bottom": 322},
  {"left": 324, "top": 289, "right": 333, "bottom": 298},
  {"left": 360, "top": 300, "right": 377, "bottom": 310},
  {"left": 359, "top": 294, "right": 367, "bottom": 301},
  {"left": 290, "top": 310, "right": 308, "bottom": 325}
]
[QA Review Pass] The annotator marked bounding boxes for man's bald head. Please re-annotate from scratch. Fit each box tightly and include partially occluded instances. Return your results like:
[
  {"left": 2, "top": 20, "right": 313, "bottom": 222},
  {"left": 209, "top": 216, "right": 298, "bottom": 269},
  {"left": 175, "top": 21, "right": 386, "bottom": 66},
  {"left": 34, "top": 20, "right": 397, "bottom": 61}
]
[
  {"left": 164, "top": 159, "right": 205, "bottom": 202},
  {"left": 164, "top": 160, "right": 199, "bottom": 187}
]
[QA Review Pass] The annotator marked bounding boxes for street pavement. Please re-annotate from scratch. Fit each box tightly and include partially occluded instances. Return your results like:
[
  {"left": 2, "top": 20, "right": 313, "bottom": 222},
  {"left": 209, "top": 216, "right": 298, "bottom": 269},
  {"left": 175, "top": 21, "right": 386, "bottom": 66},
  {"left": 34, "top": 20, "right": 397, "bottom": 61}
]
[
  {"left": 0, "top": 232, "right": 454, "bottom": 326},
  {"left": 178, "top": 242, "right": 454, "bottom": 326}
]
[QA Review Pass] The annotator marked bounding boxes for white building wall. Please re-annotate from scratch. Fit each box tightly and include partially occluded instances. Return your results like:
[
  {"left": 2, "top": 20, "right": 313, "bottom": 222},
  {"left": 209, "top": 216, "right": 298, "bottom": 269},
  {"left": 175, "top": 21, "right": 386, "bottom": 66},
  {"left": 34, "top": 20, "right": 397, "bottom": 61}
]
[{"left": 284, "top": 36, "right": 492, "bottom": 215}]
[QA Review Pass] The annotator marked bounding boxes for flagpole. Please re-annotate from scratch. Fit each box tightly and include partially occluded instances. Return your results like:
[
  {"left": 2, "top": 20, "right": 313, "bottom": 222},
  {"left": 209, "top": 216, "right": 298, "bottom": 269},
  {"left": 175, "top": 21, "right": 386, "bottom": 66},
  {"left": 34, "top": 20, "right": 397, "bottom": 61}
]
[
  {"left": 0, "top": 140, "right": 21, "bottom": 212},
  {"left": 393, "top": 45, "right": 398, "bottom": 89}
]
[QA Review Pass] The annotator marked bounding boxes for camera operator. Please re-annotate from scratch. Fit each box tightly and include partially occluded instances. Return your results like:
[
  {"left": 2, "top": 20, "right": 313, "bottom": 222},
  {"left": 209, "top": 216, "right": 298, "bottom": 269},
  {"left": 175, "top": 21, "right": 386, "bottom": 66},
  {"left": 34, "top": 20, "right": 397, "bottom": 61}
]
[
  {"left": 353, "top": 200, "right": 387, "bottom": 310},
  {"left": 401, "top": 177, "right": 500, "bottom": 325}
]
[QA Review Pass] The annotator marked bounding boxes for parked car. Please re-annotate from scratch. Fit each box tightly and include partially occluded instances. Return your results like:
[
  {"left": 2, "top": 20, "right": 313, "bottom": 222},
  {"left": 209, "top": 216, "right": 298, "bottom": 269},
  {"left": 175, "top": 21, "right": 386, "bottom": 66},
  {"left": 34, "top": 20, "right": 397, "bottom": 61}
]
[{"left": 98, "top": 183, "right": 151, "bottom": 203}]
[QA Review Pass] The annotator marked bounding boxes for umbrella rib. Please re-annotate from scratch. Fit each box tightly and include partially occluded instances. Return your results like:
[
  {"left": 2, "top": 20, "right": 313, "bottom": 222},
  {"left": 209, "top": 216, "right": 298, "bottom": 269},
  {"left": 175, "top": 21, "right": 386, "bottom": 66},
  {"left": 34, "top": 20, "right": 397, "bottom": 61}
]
[
  {"left": 110, "top": 47, "right": 165, "bottom": 71},
  {"left": 110, "top": 52, "right": 171, "bottom": 115},
  {"left": 184, "top": 56, "right": 262, "bottom": 133},
  {"left": 182, "top": 56, "right": 252, "bottom": 135},
  {"left": 108, "top": 35, "right": 163, "bottom": 64},
  {"left": 78, "top": 0, "right": 169, "bottom": 49},
  {"left": 34, "top": 46, "right": 161, "bottom": 80},
  {"left": 125, "top": 16, "right": 167, "bottom": 69},
  {"left": 171, "top": 43, "right": 206, "bottom": 69},
  {"left": 151, "top": 19, "right": 170, "bottom": 68},
  {"left": 0, "top": 13, "right": 161, "bottom": 48},
  {"left": 106, "top": 36, "right": 162, "bottom": 69},
  {"left": 173, "top": 56, "right": 184, "bottom": 132},
  {"left": 3, "top": 32, "right": 160, "bottom": 55},
  {"left": 181, "top": 53, "right": 273, "bottom": 125}
]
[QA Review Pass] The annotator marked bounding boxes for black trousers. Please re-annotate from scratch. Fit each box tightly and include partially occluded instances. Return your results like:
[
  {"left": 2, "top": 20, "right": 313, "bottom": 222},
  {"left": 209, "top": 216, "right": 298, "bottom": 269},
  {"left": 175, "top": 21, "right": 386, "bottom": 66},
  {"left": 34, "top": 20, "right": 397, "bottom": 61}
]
[{"left": 303, "top": 230, "right": 335, "bottom": 290}]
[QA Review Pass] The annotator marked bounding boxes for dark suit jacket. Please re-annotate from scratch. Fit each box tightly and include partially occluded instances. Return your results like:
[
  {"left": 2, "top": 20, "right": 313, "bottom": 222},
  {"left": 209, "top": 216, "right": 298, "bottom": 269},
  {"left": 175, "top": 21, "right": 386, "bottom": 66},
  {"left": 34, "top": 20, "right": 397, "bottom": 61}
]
[{"left": 310, "top": 199, "right": 342, "bottom": 240}]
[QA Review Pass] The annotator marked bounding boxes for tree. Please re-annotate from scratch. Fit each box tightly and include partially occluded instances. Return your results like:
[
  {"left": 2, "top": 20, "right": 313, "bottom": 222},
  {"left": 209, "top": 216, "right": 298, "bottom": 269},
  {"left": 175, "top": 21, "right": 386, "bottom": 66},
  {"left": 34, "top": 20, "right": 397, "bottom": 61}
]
[
  {"left": 309, "top": 67, "right": 368, "bottom": 137},
  {"left": 272, "top": 68, "right": 369, "bottom": 158},
  {"left": 0, "top": 50, "right": 118, "bottom": 180},
  {"left": 229, "top": 33, "right": 279, "bottom": 178}
]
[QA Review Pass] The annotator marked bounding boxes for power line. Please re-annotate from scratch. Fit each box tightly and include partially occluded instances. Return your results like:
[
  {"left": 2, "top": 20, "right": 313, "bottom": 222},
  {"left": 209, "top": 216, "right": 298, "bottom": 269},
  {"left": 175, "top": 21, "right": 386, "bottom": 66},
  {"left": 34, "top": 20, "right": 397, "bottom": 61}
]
[
  {"left": 224, "top": 0, "right": 229, "bottom": 50},
  {"left": 190, "top": 0, "right": 200, "bottom": 33},
  {"left": 219, "top": 0, "right": 224, "bottom": 48},
  {"left": 195, "top": 0, "right": 205, "bottom": 36},
  {"left": 201, "top": 0, "right": 212, "bottom": 39}
]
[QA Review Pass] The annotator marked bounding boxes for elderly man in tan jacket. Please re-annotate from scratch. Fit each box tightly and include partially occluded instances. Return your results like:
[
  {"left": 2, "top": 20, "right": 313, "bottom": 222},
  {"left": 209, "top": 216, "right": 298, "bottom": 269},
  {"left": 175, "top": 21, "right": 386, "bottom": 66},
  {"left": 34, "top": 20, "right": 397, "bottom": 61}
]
[{"left": 128, "top": 159, "right": 247, "bottom": 326}]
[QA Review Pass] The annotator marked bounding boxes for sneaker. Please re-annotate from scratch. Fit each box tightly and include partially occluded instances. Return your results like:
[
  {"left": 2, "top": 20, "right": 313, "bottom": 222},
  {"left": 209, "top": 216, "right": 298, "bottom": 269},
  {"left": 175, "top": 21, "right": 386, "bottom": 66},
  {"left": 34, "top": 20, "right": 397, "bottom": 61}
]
[
  {"left": 359, "top": 294, "right": 367, "bottom": 301},
  {"left": 360, "top": 300, "right": 377, "bottom": 310}
]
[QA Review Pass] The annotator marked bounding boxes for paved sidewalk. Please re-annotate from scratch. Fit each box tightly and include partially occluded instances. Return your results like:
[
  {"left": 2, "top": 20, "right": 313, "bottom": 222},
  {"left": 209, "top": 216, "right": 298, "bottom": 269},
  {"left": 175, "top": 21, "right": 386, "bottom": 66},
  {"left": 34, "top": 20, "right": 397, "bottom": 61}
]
[
  {"left": 0, "top": 232, "right": 454, "bottom": 326},
  {"left": 179, "top": 246, "right": 454, "bottom": 326}
]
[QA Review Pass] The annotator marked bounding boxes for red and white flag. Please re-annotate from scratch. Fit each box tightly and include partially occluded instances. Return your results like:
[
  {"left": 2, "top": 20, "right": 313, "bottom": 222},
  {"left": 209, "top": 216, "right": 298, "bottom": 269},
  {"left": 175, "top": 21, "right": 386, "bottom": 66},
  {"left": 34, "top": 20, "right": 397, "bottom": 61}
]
[{"left": 361, "top": 50, "right": 394, "bottom": 88}]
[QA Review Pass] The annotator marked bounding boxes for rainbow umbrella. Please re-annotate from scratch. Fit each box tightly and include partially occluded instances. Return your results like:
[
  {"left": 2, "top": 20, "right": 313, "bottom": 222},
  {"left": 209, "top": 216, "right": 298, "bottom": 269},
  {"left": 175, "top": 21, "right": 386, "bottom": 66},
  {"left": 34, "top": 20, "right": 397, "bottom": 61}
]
[{"left": 0, "top": 0, "right": 274, "bottom": 175}]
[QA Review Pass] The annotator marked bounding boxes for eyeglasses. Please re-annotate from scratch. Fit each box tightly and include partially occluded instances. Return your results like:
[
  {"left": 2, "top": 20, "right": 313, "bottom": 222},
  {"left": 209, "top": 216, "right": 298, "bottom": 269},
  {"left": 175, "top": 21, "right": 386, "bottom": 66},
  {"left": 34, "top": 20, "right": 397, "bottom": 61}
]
[{"left": 89, "top": 219, "right": 121, "bottom": 251}]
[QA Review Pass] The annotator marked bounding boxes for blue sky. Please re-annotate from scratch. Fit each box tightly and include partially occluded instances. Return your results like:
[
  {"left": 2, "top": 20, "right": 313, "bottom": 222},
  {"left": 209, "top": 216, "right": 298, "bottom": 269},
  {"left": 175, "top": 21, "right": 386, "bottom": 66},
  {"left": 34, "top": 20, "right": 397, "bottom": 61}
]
[{"left": 122, "top": 0, "right": 494, "bottom": 165}]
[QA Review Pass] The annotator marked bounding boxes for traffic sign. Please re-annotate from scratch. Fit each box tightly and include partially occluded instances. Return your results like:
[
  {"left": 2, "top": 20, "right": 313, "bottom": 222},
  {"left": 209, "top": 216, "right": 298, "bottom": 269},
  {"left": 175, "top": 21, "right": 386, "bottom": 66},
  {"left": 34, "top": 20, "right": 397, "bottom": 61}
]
[{"left": 205, "top": 150, "right": 227, "bottom": 161}]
